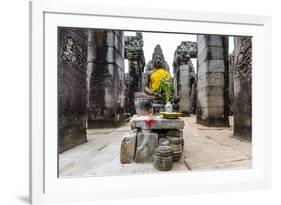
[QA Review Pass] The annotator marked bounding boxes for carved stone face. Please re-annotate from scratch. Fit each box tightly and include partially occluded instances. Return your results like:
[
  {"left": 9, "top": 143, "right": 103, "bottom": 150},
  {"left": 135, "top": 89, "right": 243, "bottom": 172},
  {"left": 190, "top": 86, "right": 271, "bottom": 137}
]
[
  {"left": 153, "top": 54, "right": 164, "bottom": 68},
  {"left": 66, "top": 36, "right": 74, "bottom": 46}
]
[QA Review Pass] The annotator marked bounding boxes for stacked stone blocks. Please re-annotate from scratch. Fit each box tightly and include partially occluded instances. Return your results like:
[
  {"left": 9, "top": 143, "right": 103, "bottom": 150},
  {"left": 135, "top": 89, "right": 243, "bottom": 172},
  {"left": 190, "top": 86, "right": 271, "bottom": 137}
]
[
  {"left": 87, "top": 30, "right": 126, "bottom": 128},
  {"left": 196, "top": 35, "right": 229, "bottom": 127}
]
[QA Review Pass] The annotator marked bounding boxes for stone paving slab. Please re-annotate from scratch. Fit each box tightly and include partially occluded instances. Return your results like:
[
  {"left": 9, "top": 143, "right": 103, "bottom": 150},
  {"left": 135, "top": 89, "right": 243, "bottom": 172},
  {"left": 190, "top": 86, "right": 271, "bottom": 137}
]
[
  {"left": 181, "top": 116, "right": 251, "bottom": 170},
  {"left": 59, "top": 116, "right": 251, "bottom": 177}
]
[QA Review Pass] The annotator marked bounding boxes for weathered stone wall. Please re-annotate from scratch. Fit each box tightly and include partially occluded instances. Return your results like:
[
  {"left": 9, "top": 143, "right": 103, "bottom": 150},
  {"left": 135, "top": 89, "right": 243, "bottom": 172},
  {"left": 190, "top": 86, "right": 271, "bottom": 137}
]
[
  {"left": 233, "top": 37, "right": 252, "bottom": 140},
  {"left": 173, "top": 41, "right": 197, "bottom": 116},
  {"left": 87, "top": 30, "right": 125, "bottom": 128},
  {"left": 58, "top": 27, "right": 88, "bottom": 153},
  {"left": 196, "top": 35, "right": 229, "bottom": 126},
  {"left": 228, "top": 52, "right": 235, "bottom": 115}
]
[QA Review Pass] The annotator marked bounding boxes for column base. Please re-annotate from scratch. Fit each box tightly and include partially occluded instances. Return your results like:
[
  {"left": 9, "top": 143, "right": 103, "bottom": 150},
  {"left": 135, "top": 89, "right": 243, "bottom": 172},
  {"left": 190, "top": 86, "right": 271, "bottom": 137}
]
[
  {"left": 87, "top": 119, "right": 125, "bottom": 128},
  {"left": 181, "top": 111, "right": 191, "bottom": 117},
  {"left": 196, "top": 116, "right": 229, "bottom": 127},
  {"left": 234, "top": 126, "right": 252, "bottom": 141}
]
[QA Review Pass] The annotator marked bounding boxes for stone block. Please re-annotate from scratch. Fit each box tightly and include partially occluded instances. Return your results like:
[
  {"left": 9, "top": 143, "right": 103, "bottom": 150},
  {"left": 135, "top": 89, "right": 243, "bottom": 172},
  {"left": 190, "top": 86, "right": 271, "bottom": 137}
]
[
  {"left": 208, "top": 95, "right": 224, "bottom": 107},
  {"left": 197, "top": 40, "right": 206, "bottom": 53},
  {"left": 206, "top": 35, "right": 223, "bottom": 47},
  {"left": 166, "top": 129, "right": 183, "bottom": 137},
  {"left": 120, "top": 129, "right": 137, "bottom": 163},
  {"left": 131, "top": 116, "right": 185, "bottom": 130},
  {"left": 198, "top": 60, "right": 225, "bottom": 78},
  {"left": 208, "top": 106, "right": 224, "bottom": 117},
  {"left": 176, "top": 64, "right": 192, "bottom": 114},
  {"left": 135, "top": 131, "right": 158, "bottom": 163},
  {"left": 197, "top": 35, "right": 205, "bottom": 45},
  {"left": 197, "top": 46, "right": 224, "bottom": 64},
  {"left": 105, "top": 31, "right": 115, "bottom": 47}
]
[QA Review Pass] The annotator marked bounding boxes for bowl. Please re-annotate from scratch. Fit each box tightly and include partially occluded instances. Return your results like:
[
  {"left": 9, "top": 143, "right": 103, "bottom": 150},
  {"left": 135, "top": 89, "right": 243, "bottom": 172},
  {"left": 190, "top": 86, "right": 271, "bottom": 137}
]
[{"left": 160, "top": 112, "right": 183, "bottom": 119}]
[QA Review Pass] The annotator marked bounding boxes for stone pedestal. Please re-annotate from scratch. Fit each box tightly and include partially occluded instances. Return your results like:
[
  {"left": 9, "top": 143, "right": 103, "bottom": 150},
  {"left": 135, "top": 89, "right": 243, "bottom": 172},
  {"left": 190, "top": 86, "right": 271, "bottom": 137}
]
[
  {"left": 196, "top": 35, "right": 229, "bottom": 127},
  {"left": 58, "top": 27, "right": 88, "bottom": 153},
  {"left": 233, "top": 37, "right": 252, "bottom": 140},
  {"left": 120, "top": 115, "right": 185, "bottom": 165},
  {"left": 86, "top": 30, "right": 126, "bottom": 128}
]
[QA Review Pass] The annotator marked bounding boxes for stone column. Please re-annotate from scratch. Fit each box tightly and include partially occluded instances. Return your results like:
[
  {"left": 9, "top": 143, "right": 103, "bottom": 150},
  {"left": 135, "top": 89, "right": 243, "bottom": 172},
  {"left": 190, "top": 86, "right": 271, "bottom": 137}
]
[
  {"left": 124, "top": 33, "right": 145, "bottom": 114},
  {"left": 173, "top": 41, "right": 197, "bottom": 116},
  {"left": 196, "top": 35, "right": 229, "bottom": 127},
  {"left": 58, "top": 27, "right": 88, "bottom": 153},
  {"left": 86, "top": 30, "right": 125, "bottom": 128},
  {"left": 233, "top": 37, "right": 252, "bottom": 140}
]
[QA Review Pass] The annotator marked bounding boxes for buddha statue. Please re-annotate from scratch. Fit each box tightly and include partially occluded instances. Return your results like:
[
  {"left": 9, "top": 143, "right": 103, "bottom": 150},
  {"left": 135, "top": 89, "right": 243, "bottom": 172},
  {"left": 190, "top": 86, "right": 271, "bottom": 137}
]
[
  {"left": 144, "top": 45, "right": 170, "bottom": 96},
  {"left": 144, "top": 45, "right": 179, "bottom": 113}
]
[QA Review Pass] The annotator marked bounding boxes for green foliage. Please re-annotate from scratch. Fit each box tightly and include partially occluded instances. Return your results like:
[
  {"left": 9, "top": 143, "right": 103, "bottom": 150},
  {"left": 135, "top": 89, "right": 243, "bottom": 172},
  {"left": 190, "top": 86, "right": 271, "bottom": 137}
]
[{"left": 156, "top": 77, "right": 175, "bottom": 103}]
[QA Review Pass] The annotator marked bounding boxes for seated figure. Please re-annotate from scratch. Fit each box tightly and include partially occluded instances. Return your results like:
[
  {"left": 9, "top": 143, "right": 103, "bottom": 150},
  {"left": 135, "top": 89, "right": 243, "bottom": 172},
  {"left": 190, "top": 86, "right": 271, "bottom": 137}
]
[
  {"left": 144, "top": 44, "right": 170, "bottom": 97},
  {"left": 144, "top": 45, "right": 179, "bottom": 113}
]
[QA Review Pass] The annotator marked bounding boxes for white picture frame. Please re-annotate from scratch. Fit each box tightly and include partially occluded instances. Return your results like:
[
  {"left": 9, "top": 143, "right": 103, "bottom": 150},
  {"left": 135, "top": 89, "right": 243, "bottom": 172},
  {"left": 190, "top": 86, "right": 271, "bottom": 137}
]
[{"left": 30, "top": 0, "right": 272, "bottom": 204}]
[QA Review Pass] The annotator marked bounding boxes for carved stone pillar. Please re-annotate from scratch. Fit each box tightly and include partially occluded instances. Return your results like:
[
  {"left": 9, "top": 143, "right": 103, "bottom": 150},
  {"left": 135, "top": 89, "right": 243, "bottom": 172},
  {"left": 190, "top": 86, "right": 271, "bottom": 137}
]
[
  {"left": 173, "top": 41, "right": 197, "bottom": 116},
  {"left": 58, "top": 27, "right": 88, "bottom": 153},
  {"left": 124, "top": 33, "right": 145, "bottom": 114},
  {"left": 87, "top": 30, "right": 125, "bottom": 128},
  {"left": 196, "top": 35, "right": 229, "bottom": 127},
  {"left": 233, "top": 37, "right": 252, "bottom": 140}
]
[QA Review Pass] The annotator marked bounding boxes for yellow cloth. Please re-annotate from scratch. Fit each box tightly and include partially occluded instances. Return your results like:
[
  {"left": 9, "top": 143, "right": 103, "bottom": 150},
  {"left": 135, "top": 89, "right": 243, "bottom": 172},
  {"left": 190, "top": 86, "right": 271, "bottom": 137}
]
[{"left": 149, "top": 68, "right": 170, "bottom": 92}]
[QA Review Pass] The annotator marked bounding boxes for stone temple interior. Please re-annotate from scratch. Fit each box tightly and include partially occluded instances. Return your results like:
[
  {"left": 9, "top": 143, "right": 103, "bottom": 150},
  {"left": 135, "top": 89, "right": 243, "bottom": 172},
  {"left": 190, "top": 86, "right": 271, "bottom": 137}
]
[{"left": 58, "top": 27, "right": 252, "bottom": 176}]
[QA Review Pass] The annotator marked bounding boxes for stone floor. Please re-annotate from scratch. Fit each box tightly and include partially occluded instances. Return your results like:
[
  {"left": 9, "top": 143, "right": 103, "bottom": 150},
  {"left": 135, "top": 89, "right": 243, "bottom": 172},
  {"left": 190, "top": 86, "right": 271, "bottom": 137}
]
[{"left": 59, "top": 115, "right": 251, "bottom": 177}]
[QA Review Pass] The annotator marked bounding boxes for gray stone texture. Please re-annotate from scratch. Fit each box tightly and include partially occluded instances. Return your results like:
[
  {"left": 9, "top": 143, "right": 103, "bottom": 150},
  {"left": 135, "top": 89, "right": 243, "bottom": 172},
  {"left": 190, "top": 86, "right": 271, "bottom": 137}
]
[
  {"left": 59, "top": 116, "right": 251, "bottom": 177},
  {"left": 58, "top": 27, "right": 88, "bottom": 153},
  {"left": 120, "top": 129, "right": 137, "bottom": 163},
  {"left": 86, "top": 30, "right": 126, "bottom": 128},
  {"left": 233, "top": 37, "right": 252, "bottom": 140},
  {"left": 228, "top": 52, "right": 235, "bottom": 115},
  {"left": 166, "top": 129, "right": 183, "bottom": 137},
  {"left": 124, "top": 33, "right": 146, "bottom": 114},
  {"left": 131, "top": 116, "right": 185, "bottom": 130},
  {"left": 173, "top": 41, "right": 197, "bottom": 116},
  {"left": 196, "top": 35, "right": 229, "bottom": 127},
  {"left": 135, "top": 131, "right": 159, "bottom": 163}
]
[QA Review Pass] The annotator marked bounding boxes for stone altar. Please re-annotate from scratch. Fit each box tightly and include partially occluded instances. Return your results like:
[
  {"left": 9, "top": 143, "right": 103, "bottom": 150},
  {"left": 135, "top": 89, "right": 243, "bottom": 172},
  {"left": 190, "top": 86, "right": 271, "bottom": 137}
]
[{"left": 120, "top": 115, "right": 185, "bottom": 169}]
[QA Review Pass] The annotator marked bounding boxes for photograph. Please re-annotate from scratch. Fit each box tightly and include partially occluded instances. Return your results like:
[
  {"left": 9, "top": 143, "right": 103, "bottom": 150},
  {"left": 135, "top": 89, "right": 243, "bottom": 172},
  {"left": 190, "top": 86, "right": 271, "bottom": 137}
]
[{"left": 57, "top": 27, "right": 252, "bottom": 177}]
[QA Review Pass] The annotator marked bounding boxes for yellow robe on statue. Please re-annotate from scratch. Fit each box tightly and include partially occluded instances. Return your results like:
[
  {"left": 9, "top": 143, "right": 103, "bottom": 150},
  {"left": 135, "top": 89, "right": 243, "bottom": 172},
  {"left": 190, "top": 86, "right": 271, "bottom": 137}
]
[{"left": 149, "top": 68, "right": 171, "bottom": 92}]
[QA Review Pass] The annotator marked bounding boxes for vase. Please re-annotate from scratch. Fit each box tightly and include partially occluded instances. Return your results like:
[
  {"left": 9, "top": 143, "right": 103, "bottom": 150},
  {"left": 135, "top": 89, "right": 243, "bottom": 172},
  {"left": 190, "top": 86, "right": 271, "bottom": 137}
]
[{"left": 134, "top": 92, "right": 153, "bottom": 116}]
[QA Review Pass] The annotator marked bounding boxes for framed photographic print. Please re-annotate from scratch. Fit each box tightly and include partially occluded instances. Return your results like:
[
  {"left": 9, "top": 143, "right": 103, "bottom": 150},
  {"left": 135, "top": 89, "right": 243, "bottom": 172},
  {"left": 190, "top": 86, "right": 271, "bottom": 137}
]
[{"left": 30, "top": 0, "right": 272, "bottom": 204}]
